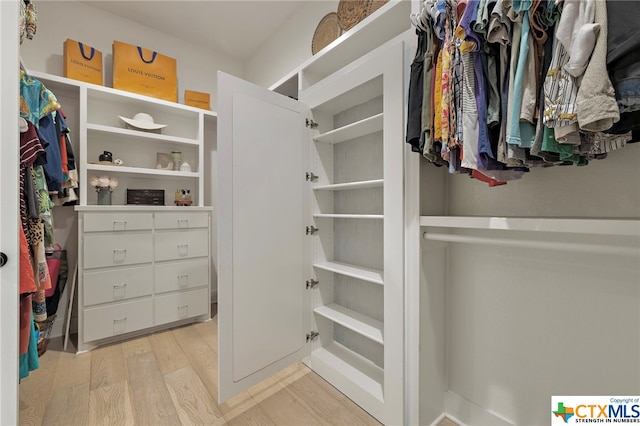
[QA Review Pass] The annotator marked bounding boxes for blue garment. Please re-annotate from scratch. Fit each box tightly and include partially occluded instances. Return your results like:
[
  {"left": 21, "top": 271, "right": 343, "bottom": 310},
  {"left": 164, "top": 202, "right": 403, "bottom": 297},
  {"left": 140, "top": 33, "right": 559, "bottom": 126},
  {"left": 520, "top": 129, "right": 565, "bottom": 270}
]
[
  {"left": 459, "top": 0, "right": 482, "bottom": 48},
  {"left": 507, "top": 12, "right": 536, "bottom": 148},
  {"left": 19, "top": 313, "right": 39, "bottom": 379},
  {"left": 475, "top": 51, "right": 493, "bottom": 163},
  {"left": 36, "top": 113, "right": 63, "bottom": 193}
]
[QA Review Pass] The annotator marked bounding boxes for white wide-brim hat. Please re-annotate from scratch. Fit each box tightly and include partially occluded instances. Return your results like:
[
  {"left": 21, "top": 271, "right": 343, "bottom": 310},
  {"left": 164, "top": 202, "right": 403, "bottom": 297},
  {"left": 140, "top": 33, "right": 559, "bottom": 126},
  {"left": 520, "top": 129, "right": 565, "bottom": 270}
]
[{"left": 118, "top": 112, "right": 167, "bottom": 130}]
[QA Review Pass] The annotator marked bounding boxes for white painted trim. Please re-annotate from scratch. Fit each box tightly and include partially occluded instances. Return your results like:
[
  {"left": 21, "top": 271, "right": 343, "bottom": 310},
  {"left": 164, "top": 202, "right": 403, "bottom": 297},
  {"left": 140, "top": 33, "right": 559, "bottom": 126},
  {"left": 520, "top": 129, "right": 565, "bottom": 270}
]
[
  {"left": 445, "top": 391, "right": 515, "bottom": 426},
  {"left": 0, "top": 1, "right": 20, "bottom": 423}
]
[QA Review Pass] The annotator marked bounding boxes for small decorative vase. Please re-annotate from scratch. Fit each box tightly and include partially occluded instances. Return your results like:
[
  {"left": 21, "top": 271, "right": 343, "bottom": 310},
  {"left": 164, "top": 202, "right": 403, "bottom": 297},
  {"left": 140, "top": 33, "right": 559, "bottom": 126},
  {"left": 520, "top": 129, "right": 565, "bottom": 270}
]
[
  {"left": 171, "top": 151, "right": 183, "bottom": 171},
  {"left": 97, "top": 187, "right": 112, "bottom": 205}
]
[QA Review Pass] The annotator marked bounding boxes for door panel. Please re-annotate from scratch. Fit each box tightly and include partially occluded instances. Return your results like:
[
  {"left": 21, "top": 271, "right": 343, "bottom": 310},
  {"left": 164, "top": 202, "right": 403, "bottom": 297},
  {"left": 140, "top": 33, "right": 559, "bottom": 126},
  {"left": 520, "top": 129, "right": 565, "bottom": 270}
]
[
  {"left": 217, "top": 72, "right": 310, "bottom": 402},
  {"left": 1, "top": 2, "right": 20, "bottom": 423}
]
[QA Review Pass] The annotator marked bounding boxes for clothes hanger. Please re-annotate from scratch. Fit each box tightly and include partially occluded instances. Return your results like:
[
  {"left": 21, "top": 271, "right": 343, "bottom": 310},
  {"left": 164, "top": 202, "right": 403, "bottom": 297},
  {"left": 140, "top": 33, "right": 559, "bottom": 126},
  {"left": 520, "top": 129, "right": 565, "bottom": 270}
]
[
  {"left": 410, "top": 10, "right": 429, "bottom": 32},
  {"left": 19, "top": 117, "right": 28, "bottom": 133}
]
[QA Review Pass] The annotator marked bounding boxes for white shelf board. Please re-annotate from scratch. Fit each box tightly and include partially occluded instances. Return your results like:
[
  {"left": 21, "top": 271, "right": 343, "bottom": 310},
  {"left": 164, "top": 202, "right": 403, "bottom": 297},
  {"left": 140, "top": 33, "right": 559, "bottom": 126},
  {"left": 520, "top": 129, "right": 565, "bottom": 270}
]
[
  {"left": 313, "top": 261, "right": 383, "bottom": 285},
  {"left": 314, "top": 113, "right": 383, "bottom": 144},
  {"left": 313, "top": 179, "right": 383, "bottom": 191},
  {"left": 86, "top": 164, "right": 199, "bottom": 178},
  {"left": 87, "top": 123, "right": 200, "bottom": 145},
  {"left": 314, "top": 214, "right": 383, "bottom": 220},
  {"left": 314, "top": 304, "right": 383, "bottom": 345},
  {"left": 75, "top": 205, "right": 212, "bottom": 212},
  {"left": 29, "top": 70, "right": 216, "bottom": 116},
  {"left": 310, "top": 342, "right": 384, "bottom": 403},
  {"left": 300, "top": 0, "right": 411, "bottom": 85},
  {"left": 419, "top": 216, "right": 640, "bottom": 236}
]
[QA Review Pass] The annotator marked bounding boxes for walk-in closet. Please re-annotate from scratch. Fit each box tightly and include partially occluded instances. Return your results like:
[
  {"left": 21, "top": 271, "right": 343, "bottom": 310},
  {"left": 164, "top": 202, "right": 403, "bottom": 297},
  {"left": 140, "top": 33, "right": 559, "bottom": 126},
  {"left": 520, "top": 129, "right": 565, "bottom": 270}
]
[{"left": 2, "top": 1, "right": 638, "bottom": 425}]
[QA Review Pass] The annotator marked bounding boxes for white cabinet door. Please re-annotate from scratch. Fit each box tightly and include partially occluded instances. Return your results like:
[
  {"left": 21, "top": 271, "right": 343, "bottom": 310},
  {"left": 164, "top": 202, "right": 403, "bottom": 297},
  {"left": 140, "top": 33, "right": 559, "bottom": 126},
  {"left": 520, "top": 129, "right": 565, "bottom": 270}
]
[{"left": 217, "top": 72, "right": 311, "bottom": 402}]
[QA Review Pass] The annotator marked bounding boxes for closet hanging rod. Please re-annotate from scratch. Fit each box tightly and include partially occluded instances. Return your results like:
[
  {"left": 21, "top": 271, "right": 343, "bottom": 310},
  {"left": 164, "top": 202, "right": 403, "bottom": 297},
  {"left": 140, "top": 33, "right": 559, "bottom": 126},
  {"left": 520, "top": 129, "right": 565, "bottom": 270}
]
[{"left": 422, "top": 232, "right": 640, "bottom": 257}]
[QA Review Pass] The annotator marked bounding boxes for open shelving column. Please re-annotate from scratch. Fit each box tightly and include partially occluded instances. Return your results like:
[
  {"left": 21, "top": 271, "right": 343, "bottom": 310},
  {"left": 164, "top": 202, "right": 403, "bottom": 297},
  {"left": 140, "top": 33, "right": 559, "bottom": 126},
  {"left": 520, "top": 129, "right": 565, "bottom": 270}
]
[{"left": 301, "top": 40, "right": 405, "bottom": 425}]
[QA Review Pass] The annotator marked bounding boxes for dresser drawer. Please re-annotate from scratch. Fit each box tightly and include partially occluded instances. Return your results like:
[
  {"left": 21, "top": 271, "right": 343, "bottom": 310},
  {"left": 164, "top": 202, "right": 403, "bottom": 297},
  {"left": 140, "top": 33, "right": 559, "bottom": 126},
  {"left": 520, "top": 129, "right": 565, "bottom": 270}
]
[
  {"left": 155, "top": 259, "right": 209, "bottom": 294},
  {"left": 154, "top": 287, "right": 209, "bottom": 326},
  {"left": 83, "top": 265, "right": 153, "bottom": 306},
  {"left": 83, "top": 232, "right": 153, "bottom": 269},
  {"left": 154, "top": 229, "right": 209, "bottom": 261},
  {"left": 83, "top": 298, "right": 153, "bottom": 342},
  {"left": 83, "top": 212, "right": 153, "bottom": 232},
  {"left": 154, "top": 212, "right": 209, "bottom": 230}
]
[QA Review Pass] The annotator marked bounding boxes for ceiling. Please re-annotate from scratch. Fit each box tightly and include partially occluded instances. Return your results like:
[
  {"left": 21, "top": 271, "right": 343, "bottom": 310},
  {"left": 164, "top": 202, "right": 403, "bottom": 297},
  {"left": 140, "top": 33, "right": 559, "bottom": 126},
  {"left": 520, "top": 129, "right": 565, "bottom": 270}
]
[{"left": 83, "top": 1, "right": 308, "bottom": 61}]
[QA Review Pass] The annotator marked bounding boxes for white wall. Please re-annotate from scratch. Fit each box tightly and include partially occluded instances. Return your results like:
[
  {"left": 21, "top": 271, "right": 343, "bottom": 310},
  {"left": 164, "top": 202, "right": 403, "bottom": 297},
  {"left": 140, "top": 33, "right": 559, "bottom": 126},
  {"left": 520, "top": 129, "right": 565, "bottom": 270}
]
[
  {"left": 443, "top": 242, "right": 639, "bottom": 425},
  {"left": 244, "top": 0, "right": 338, "bottom": 88},
  {"left": 419, "top": 146, "right": 640, "bottom": 425},
  {"left": 19, "top": 1, "right": 244, "bottom": 110}
]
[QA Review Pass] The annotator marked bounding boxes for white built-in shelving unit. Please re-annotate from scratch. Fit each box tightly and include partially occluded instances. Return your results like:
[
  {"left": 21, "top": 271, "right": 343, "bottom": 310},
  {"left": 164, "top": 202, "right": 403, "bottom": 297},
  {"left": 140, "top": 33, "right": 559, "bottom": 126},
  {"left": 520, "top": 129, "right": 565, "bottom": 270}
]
[
  {"left": 29, "top": 71, "right": 215, "bottom": 353},
  {"left": 218, "top": 1, "right": 411, "bottom": 424}
]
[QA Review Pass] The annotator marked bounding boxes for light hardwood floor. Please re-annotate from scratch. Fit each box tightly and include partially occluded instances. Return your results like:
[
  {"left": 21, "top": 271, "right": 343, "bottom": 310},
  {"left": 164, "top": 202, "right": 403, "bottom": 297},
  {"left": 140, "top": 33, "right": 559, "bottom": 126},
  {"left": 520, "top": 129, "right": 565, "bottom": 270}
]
[
  {"left": 19, "top": 305, "right": 457, "bottom": 426},
  {"left": 19, "top": 305, "right": 383, "bottom": 426}
]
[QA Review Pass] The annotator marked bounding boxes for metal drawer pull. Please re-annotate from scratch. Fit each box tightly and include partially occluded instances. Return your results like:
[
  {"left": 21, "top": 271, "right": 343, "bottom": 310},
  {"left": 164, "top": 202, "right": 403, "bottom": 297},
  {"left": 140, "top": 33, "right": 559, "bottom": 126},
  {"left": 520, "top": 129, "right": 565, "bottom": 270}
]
[
  {"left": 113, "top": 283, "right": 127, "bottom": 289},
  {"left": 113, "top": 249, "right": 127, "bottom": 254},
  {"left": 178, "top": 274, "right": 189, "bottom": 278},
  {"left": 113, "top": 220, "right": 127, "bottom": 225},
  {"left": 113, "top": 317, "right": 127, "bottom": 324},
  {"left": 178, "top": 305, "right": 188, "bottom": 309},
  {"left": 177, "top": 219, "right": 189, "bottom": 227}
]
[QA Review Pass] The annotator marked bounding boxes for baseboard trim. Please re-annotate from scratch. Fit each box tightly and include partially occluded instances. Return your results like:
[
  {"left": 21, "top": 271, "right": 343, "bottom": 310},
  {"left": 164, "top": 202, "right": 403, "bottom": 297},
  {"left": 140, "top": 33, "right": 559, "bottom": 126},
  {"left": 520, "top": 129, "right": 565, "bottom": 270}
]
[{"left": 444, "top": 391, "right": 514, "bottom": 426}]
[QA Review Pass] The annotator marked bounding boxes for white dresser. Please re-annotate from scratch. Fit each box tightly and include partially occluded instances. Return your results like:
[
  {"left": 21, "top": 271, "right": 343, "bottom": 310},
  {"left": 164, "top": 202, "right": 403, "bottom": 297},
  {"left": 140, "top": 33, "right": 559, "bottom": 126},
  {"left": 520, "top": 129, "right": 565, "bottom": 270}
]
[{"left": 77, "top": 207, "right": 211, "bottom": 352}]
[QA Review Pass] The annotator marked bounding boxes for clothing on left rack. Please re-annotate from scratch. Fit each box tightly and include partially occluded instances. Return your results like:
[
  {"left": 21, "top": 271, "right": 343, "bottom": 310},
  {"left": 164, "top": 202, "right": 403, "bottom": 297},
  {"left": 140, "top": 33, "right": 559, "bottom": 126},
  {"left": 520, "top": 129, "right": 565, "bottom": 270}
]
[{"left": 18, "top": 69, "right": 77, "bottom": 378}]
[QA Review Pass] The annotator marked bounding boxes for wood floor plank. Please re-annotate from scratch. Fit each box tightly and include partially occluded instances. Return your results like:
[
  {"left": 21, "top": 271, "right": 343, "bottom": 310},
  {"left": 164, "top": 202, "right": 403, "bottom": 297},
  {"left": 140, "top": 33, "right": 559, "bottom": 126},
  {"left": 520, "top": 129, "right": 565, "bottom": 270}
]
[
  {"left": 258, "top": 386, "right": 322, "bottom": 426},
  {"left": 192, "top": 319, "right": 218, "bottom": 353},
  {"left": 88, "top": 380, "right": 135, "bottom": 426},
  {"left": 172, "top": 323, "right": 219, "bottom": 400},
  {"left": 41, "top": 382, "right": 90, "bottom": 426},
  {"left": 19, "top": 349, "right": 60, "bottom": 426},
  {"left": 226, "top": 404, "right": 275, "bottom": 426},
  {"left": 219, "top": 390, "right": 261, "bottom": 423},
  {"left": 120, "top": 335, "right": 152, "bottom": 358},
  {"left": 148, "top": 329, "right": 190, "bottom": 374},
  {"left": 305, "top": 371, "right": 382, "bottom": 425},
  {"left": 247, "top": 362, "right": 309, "bottom": 404},
  {"left": 164, "top": 365, "right": 226, "bottom": 426},
  {"left": 51, "top": 351, "right": 91, "bottom": 391},
  {"left": 285, "top": 373, "right": 378, "bottom": 425},
  {"left": 90, "top": 343, "right": 128, "bottom": 390},
  {"left": 126, "top": 352, "right": 181, "bottom": 426}
]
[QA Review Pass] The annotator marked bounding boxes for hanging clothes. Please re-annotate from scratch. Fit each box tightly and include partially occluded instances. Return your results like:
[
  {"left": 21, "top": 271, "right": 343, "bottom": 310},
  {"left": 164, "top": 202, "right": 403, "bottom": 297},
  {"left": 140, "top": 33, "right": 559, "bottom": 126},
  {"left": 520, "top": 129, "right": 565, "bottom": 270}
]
[{"left": 406, "top": 0, "right": 635, "bottom": 186}]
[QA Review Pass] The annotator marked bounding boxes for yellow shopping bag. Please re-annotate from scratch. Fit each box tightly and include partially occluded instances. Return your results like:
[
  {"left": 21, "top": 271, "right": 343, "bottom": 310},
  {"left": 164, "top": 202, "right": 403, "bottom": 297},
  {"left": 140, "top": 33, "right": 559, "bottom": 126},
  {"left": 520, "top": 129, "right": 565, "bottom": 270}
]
[
  {"left": 112, "top": 40, "right": 177, "bottom": 102},
  {"left": 63, "top": 39, "right": 103, "bottom": 85}
]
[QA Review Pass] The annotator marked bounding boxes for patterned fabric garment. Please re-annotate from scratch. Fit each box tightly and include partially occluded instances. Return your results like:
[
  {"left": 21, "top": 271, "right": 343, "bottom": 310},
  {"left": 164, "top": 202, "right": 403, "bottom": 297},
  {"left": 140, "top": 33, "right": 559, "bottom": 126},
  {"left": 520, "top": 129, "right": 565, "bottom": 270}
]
[
  {"left": 25, "top": 171, "right": 42, "bottom": 247},
  {"left": 19, "top": 0, "right": 26, "bottom": 44},
  {"left": 25, "top": 1, "right": 38, "bottom": 40},
  {"left": 20, "top": 70, "right": 60, "bottom": 127},
  {"left": 33, "top": 222, "right": 51, "bottom": 293},
  {"left": 19, "top": 122, "right": 45, "bottom": 236},
  {"left": 542, "top": 39, "right": 579, "bottom": 136}
]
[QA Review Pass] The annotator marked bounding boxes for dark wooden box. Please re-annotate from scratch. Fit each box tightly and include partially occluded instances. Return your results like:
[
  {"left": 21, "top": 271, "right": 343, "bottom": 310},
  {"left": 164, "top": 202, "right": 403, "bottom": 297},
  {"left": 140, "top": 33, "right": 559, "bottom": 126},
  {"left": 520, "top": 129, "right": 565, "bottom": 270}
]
[{"left": 126, "top": 189, "right": 165, "bottom": 205}]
